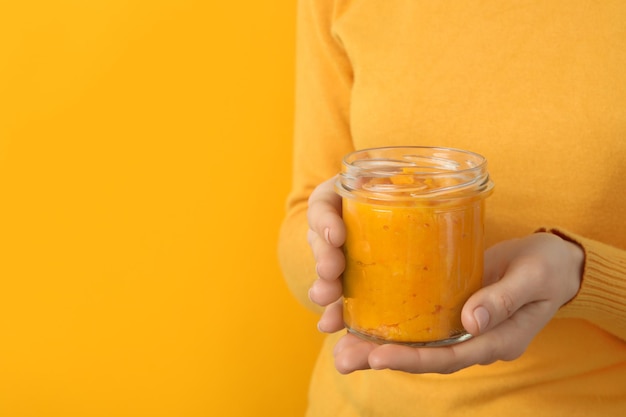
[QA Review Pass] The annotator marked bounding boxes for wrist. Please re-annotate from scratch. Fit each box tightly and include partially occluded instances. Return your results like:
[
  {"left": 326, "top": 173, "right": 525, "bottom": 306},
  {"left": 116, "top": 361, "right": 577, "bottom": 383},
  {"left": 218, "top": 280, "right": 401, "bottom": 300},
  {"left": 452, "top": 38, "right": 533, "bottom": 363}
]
[
  {"left": 562, "top": 238, "right": 584, "bottom": 303},
  {"left": 535, "top": 227, "right": 585, "bottom": 305}
]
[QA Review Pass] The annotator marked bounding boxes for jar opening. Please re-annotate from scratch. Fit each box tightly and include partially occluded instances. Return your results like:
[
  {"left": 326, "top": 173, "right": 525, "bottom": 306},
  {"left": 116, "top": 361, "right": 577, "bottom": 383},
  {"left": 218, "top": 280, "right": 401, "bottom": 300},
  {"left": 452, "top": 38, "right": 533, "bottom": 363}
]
[{"left": 336, "top": 146, "right": 494, "bottom": 203}]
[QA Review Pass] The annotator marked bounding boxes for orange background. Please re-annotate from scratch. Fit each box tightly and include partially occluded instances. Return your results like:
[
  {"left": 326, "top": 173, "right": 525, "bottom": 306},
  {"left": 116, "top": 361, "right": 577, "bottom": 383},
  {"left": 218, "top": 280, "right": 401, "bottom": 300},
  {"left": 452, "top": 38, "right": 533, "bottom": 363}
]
[{"left": 0, "top": 1, "right": 323, "bottom": 416}]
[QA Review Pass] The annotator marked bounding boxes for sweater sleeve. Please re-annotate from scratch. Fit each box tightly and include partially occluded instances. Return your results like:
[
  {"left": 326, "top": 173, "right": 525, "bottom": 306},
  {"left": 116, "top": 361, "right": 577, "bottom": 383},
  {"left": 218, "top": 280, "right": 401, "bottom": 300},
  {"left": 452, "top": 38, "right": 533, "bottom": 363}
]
[
  {"left": 278, "top": 0, "right": 354, "bottom": 312},
  {"left": 539, "top": 227, "right": 626, "bottom": 341}
]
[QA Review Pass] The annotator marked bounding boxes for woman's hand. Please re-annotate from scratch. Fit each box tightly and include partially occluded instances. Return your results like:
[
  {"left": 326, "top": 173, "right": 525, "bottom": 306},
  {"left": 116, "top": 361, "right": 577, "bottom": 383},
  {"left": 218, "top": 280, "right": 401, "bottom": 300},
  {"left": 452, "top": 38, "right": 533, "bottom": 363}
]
[
  {"left": 307, "top": 176, "right": 346, "bottom": 332},
  {"left": 307, "top": 176, "right": 584, "bottom": 374}
]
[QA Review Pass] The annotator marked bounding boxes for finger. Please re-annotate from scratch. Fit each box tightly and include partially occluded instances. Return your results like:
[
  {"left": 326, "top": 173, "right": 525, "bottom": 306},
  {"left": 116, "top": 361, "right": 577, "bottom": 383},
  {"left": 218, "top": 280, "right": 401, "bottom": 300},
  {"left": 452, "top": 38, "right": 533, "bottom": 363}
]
[
  {"left": 368, "top": 342, "right": 467, "bottom": 374},
  {"left": 465, "top": 299, "right": 553, "bottom": 364},
  {"left": 493, "top": 300, "right": 554, "bottom": 360},
  {"left": 368, "top": 307, "right": 534, "bottom": 374},
  {"left": 309, "top": 278, "right": 342, "bottom": 306},
  {"left": 307, "top": 176, "right": 346, "bottom": 248},
  {"left": 333, "top": 331, "right": 354, "bottom": 356},
  {"left": 461, "top": 261, "right": 546, "bottom": 336},
  {"left": 317, "top": 299, "right": 345, "bottom": 333},
  {"left": 368, "top": 332, "right": 495, "bottom": 374},
  {"left": 334, "top": 333, "right": 377, "bottom": 374},
  {"left": 308, "top": 229, "right": 345, "bottom": 280}
]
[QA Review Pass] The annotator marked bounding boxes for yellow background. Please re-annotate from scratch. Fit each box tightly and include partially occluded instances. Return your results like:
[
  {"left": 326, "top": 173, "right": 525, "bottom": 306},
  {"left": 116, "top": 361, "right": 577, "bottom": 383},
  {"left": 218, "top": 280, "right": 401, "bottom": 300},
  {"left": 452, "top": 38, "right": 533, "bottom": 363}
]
[{"left": 0, "top": 1, "right": 323, "bottom": 416}]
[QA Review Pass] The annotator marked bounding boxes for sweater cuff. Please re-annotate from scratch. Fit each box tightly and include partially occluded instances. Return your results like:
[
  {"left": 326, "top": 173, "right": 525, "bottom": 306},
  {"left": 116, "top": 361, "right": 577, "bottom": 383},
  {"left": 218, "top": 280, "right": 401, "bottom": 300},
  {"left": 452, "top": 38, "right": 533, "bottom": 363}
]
[{"left": 536, "top": 227, "right": 626, "bottom": 340}]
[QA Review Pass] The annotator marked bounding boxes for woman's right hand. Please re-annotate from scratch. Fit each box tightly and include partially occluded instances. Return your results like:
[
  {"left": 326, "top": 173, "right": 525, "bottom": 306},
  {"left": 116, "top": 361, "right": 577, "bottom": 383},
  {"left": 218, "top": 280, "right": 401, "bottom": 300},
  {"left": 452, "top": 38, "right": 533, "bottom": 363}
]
[{"left": 306, "top": 176, "right": 347, "bottom": 334}]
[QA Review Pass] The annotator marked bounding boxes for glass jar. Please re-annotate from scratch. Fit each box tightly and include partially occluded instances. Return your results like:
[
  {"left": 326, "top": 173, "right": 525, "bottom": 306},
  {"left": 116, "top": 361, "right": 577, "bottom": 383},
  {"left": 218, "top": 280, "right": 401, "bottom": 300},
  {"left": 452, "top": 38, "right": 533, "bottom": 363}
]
[{"left": 335, "top": 146, "right": 494, "bottom": 346}]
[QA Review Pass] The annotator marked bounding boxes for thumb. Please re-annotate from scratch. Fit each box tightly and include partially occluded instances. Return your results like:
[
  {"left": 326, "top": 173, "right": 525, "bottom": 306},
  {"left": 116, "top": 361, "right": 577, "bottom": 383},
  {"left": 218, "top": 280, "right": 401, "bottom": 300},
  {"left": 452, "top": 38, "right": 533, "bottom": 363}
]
[{"left": 461, "top": 267, "right": 541, "bottom": 336}]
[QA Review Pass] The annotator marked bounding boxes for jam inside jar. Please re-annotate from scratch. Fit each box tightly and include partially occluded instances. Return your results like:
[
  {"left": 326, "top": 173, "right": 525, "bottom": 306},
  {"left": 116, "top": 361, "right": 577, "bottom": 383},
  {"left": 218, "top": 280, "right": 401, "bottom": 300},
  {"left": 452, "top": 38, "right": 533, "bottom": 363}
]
[{"left": 336, "top": 146, "right": 494, "bottom": 346}]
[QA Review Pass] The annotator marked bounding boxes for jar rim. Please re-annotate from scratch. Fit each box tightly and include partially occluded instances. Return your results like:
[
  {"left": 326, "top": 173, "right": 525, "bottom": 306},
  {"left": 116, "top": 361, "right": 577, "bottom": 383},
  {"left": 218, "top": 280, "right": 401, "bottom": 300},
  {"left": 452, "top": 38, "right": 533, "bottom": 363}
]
[
  {"left": 342, "top": 145, "right": 487, "bottom": 171},
  {"left": 337, "top": 146, "right": 494, "bottom": 203}
]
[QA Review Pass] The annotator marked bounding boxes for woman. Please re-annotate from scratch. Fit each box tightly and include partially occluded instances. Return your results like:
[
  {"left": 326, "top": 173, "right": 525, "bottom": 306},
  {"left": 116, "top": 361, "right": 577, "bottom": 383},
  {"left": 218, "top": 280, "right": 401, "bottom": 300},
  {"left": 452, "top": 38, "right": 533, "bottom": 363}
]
[{"left": 279, "top": 1, "right": 626, "bottom": 415}]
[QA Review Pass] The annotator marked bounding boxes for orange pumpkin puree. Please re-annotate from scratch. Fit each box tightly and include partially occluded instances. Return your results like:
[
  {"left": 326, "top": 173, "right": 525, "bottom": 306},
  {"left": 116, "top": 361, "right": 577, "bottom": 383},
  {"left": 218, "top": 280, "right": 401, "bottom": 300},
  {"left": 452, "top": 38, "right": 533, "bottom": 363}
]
[{"left": 342, "top": 175, "right": 485, "bottom": 344}]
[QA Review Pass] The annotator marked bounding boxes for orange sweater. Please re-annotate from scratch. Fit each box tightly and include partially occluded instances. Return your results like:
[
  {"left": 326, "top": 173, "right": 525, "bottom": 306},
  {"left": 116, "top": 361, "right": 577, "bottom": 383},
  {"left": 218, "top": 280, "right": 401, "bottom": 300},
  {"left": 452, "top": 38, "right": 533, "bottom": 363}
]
[{"left": 279, "top": 1, "right": 626, "bottom": 415}]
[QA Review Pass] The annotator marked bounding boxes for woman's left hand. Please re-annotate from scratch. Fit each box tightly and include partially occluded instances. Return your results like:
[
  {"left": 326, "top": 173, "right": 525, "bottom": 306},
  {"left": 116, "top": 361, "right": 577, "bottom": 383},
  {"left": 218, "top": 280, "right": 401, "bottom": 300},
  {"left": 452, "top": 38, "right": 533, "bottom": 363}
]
[{"left": 327, "top": 232, "right": 584, "bottom": 374}]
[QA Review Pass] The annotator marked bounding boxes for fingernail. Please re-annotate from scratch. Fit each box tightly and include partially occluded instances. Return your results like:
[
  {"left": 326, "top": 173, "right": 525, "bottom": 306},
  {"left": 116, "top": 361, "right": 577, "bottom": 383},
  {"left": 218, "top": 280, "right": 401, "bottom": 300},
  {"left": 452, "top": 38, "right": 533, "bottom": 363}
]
[
  {"left": 474, "top": 306, "right": 490, "bottom": 333},
  {"left": 317, "top": 320, "right": 324, "bottom": 333}
]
